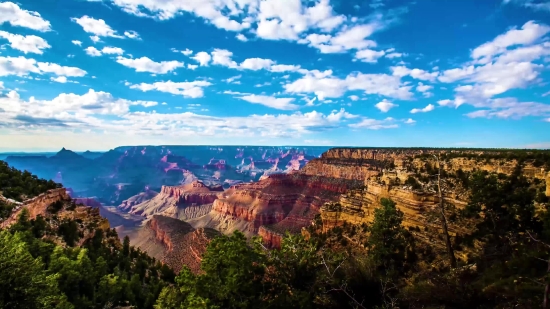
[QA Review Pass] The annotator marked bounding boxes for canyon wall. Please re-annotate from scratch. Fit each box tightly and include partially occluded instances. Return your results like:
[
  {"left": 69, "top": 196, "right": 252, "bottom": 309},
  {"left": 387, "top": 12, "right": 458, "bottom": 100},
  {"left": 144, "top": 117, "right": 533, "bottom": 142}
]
[
  {"left": 126, "top": 215, "right": 220, "bottom": 274},
  {"left": 127, "top": 181, "right": 223, "bottom": 220},
  {"left": 201, "top": 173, "right": 362, "bottom": 247},
  {"left": 319, "top": 149, "right": 548, "bottom": 237},
  {"left": 1, "top": 188, "right": 70, "bottom": 228}
]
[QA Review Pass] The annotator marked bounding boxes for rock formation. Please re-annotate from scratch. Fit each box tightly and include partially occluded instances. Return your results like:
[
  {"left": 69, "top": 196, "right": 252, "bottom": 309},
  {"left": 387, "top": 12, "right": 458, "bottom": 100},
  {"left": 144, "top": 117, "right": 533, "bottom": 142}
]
[
  {"left": 121, "top": 215, "right": 220, "bottom": 274},
  {"left": 318, "top": 149, "right": 549, "bottom": 242},
  {"left": 119, "top": 190, "right": 159, "bottom": 211},
  {"left": 190, "top": 173, "right": 362, "bottom": 247},
  {"left": 1, "top": 188, "right": 71, "bottom": 228},
  {"left": 128, "top": 181, "right": 223, "bottom": 220}
]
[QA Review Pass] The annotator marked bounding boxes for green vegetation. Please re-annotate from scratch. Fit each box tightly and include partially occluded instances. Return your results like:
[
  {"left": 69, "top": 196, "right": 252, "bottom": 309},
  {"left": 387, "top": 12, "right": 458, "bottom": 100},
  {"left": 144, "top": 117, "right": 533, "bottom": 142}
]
[
  {"left": 1, "top": 210, "right": 174, "bottom": 309},
  {"left": 0, "top": 160, "right": 61, "bottom": 202},
  {"left": 2, "top": 157, "right": 550, "bottom": 308}
]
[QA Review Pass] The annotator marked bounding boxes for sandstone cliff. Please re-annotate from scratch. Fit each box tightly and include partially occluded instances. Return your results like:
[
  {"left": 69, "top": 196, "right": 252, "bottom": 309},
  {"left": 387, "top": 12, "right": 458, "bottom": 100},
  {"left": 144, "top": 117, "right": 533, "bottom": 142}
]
[
  {"left": 122, "top": 215, "right": 220, "bottom": 274},
  {"left": 1, "top": 188, "right": 71, "bottom": 228},
  {"left": 318, "top": 148, "right": 549, "bottom": 256},
  {"left": 128, "top": 181, "right": 223, "bottom": 220},
  {"left": 189, "top": 173, "right": 362, "bottom": 247},
  {"left": 0, "top": 188, "right": 111, "bottom": 246}
]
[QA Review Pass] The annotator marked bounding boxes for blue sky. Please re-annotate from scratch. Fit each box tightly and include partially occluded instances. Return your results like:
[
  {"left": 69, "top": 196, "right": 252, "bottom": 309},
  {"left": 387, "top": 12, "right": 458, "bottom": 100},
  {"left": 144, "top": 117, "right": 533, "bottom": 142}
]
[{"left": 0, "top": 0, "right": 549, "bottom": 151}]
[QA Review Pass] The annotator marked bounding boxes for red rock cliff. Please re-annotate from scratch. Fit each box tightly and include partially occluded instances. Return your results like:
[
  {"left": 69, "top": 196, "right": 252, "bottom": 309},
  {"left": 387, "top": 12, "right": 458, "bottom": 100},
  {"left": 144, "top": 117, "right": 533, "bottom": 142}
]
[{"left": 1, "top": 188, "right": 70, "bottom": 228}]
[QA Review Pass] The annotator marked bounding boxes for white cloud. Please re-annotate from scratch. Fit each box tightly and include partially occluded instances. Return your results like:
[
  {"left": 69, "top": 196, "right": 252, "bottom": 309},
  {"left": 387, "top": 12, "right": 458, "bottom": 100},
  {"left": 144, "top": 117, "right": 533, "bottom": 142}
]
[
  {"left": 238, "top": 94, "right": 299, "bottom": 110},
  {"left": 236, "top": 33, "right": 248, "bottom": 41},
  {"left": 37, "top": 62, "right": 87, "bottom": 77},
  {"left": 349, "top": 95, "right": 359, "bottom": 101},
  {"left": 211, "top": 49, "right": 237, "bottom": 67},
  {"left": 410, "top": 104, "right": 435, "bottom": 113},
  {"left": 386, "top": 52, "right": 404, "bottom": 59},
  {"left": 124, "top": 30, "right": 140, "bottom": 39},
  {"left": 503, "top": 0, "right": 550, "bottom": 11},
  {"left": 128, "top": 80, "right": 212, "bottom": 98},
  {"left": 0, "top": 31, "right": 51, "bottom": 54},
  {"left": 71, "top": 16, "right": 124, "bottom": 38},
  {"left": 285, "top": 71, "right": 413, "bottom": 101},
  {"left": 416, "top": 82, "right": 433, "bottom": 92},
  {"left": 187, "top": 64, "right": 198, "bottom": 70},
  {"left": 90, "top": 35, "right": 101, "bottom": 43},
  {"left": 191, "top": 51, "right": 211, "bottom": 66},
  {"left": 464, "top": 97, "right": 550, "bottom": 119},
  {"left": 224, "top": 75, "right": 241, "bottom": 83},
  {"left": 404, "top": 118, "right": 416, "bottom": 124},
  {"left": 391, "top": 66, "right": 439, "bottom": 82},
  {"left": 85, "top": 46, "right": 102, "bottom": 57},
  {"left": 240, "top": 57, "right": 274, "bottom": 70},
  {"left": 472, "top": 20, "right": 550, "bottom": 62},
  {"left": 51, "top": 76, "right": 67, "bottom": 83},
  {"left": 355, "top": 49, "right": 385, "bottom": 63},
  {"left": 72, "top": 40, "right": 82, "bottom": 46},
  {"left": 116, "top": 56, "right": 184, "bottom": 73},
  {"left": 375, "top": 99, "right": 398, "bottom": 112},
  {"left": 102, "top": 46, "right": 124, "bottom": 55},
  {"left": 171, "top": 47, "right": 194, "bottom": 56},
  {"left": 269, "top": 64, "right": 300, "bottom": 72},
  {"left": 0, "top": 2, "right": 51, "bottom": 31},
  {"left": 349, "top": 117, "right": 398, "bottom": 130}
]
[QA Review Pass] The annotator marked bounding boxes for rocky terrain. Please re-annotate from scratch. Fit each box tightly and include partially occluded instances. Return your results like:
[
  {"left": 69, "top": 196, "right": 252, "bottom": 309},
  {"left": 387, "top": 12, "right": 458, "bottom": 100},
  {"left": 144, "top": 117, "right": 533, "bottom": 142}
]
[
  {"left": 0, "top": 188, "right": 111, "bottom": 246},
  {"left": 119, "top": 215, "right": 220, "bottom": 274},
  {"left": 317, "top": 148, "right": 550, "bottom": 255},
  {"left": 4, "top": 146, "right": 329, "bottom": 205},
  {"left": 126, "top": 181, "right": 223, "bottom": 220}
]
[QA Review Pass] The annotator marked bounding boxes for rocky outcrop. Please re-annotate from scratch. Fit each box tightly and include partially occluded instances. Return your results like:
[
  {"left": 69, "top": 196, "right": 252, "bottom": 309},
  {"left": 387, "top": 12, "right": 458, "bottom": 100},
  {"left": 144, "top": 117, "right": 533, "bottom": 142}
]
[
  {"left": 73, "top": 197, "right": 103, "bottom": 208},
  {"left": 546, "top": 172, "right": 550, "bottom": 197},
  {"left": 119, "top": 190, "right": 159, "bottom": 211},
  {"left": 1, "top": 188, "right": 70, "bottom": 228},
  {"left": 128, "top": 181, "right": 223, "bottom": 220},
  {"left": 319, "top": 149, "right": 549, "bottom": 243},
  {"left": 196, "top": 173, "right": 361, "bottom": 247},
  {"left": 124, "top": 215, "right": 220, "bottom": 273}
]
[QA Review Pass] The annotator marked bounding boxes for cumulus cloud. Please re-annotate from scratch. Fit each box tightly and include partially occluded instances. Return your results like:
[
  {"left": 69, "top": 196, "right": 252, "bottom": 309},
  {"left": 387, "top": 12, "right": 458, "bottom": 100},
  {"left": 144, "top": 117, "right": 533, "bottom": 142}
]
[
  {"left": 503, "top": 0, "right": 550, "bottom": 11},
  {"left": 240, "top": 57, "right": 274, "bottom": 70},
  {"left": 0, "top": 89, "right": 365, "bottom": 140},
  {"left": 236, "top": 33, "right": 248, "bottom": 41},
  {"left": 85, "top": 46, "right": 102, "bottom": 57},
  {"left": 71, "top": 15, "right": 126, "bottom": 39},
  {"left": 0, "top": 2, "right": 51, "bottom": 31},
  {"left": 124, "top": 30, "right": 140, "bottom": 39},
  {"left": 375, "top": 99, "right": 398, "bottom": 112},
  {"left": 0, "top": 31, "right": 51, "bottom": 54},
  {"left": 355, "top": 49, "right": 386, "bottom": 63},
  {"left": 237, "top": 94, "right": 299, "bottom": 110},
  {"left": 128, "top": 80, "right": 212, "bottom": 98},
  {"left": 349, "top": 117, "right": 398, "bottom": 130},
  {"left": 0, "top": 56, "right": 87, "bottom": 78},
  {"left": 410, "top": 104, "right": 435, "bottom": 113},
  {"left": 102, "top": 46, "right": 124, "bottom": 55},
  {"left": 191, "top": 51, "right": 211, "bottom": 66},
  {"left": 72, "top": 40, "right": 82, "bottom": 46},
  {"left": 171, "top": 48, "right": 193, "bottom": 56},
  {"left": 437, "top": 20, "right": 550, "bottom": 121},
  {"left": 391, "top": 66, "right": 439, "bottom": 82},
  {"left": 284, "top": 71, "right": 413, "bottom": 101},
  {"left": 116, "top": 56, "right": 184, "bottom": 73}
]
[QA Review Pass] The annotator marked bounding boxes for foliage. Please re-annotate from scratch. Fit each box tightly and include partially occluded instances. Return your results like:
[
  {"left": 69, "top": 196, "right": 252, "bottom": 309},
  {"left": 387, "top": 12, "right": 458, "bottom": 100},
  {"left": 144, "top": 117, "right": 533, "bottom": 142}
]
[{"left": 0, "top": 160, "right": 61, "bottom": 201}]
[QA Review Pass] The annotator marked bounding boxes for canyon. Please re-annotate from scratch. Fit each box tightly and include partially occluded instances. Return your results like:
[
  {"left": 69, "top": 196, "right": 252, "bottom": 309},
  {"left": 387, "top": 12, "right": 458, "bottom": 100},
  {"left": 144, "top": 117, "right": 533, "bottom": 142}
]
[
  {"left": 4, "top": 146, "right": 329, "bottom": 205},
  {"left": 3, "top": 147, "right": 549, "bottom": 273}
]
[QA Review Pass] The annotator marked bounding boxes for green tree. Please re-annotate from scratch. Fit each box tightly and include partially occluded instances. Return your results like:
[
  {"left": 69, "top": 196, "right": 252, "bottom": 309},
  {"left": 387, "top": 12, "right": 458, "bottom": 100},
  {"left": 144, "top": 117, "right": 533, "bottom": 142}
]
[{"left": 0, "top": 231, "right": 73, "bottom": 309}]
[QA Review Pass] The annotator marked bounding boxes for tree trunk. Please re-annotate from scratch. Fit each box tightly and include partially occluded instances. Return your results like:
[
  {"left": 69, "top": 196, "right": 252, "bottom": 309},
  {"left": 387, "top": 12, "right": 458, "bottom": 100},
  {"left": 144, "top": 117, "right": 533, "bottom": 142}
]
[{"left": 435, "top": 155, "right": 457, "bottom": 268}]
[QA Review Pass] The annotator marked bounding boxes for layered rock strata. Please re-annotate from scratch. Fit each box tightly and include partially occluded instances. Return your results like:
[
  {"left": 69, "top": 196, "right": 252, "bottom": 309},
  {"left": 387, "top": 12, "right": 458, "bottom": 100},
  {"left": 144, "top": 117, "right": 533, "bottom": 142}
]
[
  {"left": 197, "top": 173, "right": 362, "bottom": 247},
  {"left": 128, "top": 181, "right": 223, "bottom": 220},
  {"left": 1, "top": 188, "right": 70, "bottom": 228},
  {"left": 119, "top": 190, "right": 159, "bottom": 211},
  {"left": 125, "top": 215, "right": 220, "bottom": 273}
]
